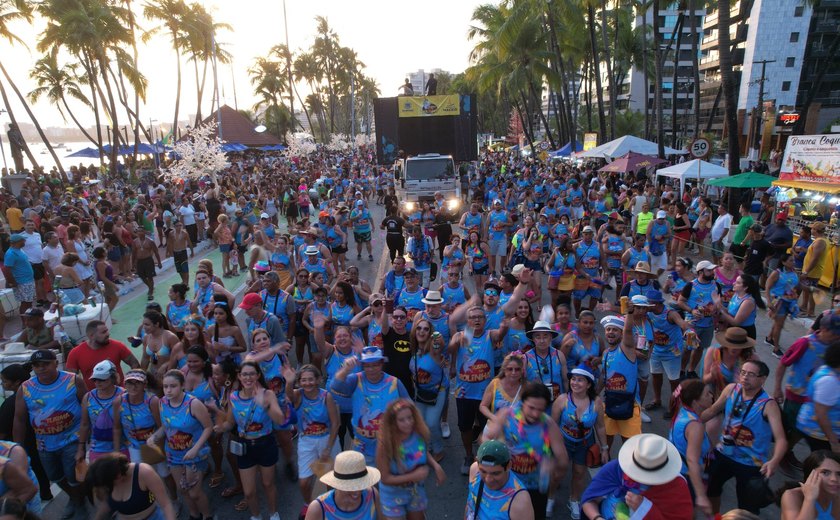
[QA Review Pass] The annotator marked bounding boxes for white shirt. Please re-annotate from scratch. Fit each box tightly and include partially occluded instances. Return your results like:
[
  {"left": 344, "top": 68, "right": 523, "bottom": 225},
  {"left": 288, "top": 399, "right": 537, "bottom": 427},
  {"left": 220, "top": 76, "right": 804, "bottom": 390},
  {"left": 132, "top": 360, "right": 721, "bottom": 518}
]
[
  {"left": 179, "top": 204, "right": 196, "bottom": 225},
  {"left": 21, "top": 231, "right": 43, "bottom": 263},
  {"left": 711, "top": 213, "right": 733, "bottom": 245},
  {"left": 814, "top": 372, "right": 840, "bottom": 407},
  {"left": 42, "top": 243, "right": 63, "bottom": 271}
]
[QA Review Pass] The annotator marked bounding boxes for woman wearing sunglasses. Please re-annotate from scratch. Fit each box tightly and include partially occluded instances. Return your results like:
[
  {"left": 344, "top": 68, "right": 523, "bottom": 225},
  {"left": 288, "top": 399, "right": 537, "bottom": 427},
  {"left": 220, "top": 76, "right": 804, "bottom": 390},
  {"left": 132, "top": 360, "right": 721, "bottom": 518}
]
[{"left": 408, "top": 319, "right": 448, "bottom": 461}]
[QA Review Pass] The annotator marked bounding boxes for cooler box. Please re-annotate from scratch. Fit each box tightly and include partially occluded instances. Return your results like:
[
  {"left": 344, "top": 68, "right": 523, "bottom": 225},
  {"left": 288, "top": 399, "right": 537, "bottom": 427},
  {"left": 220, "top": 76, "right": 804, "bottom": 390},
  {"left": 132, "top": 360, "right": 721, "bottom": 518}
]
[
  {"left": 0, "top": 289, "right": 15, "bottom": 317},
  {"left": 0, "top": 344, "right": 64, "bottom": 396},
  {"left": 45, "top": 304, "right": 112, "bottom": 344}
]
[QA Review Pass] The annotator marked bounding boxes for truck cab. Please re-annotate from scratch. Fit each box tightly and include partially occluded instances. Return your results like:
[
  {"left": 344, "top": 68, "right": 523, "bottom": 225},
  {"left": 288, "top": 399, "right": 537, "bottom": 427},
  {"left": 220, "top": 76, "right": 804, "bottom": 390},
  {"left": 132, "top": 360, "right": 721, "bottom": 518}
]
[{"left": 394, "top": 153, "right": 461, "bottom": 213}]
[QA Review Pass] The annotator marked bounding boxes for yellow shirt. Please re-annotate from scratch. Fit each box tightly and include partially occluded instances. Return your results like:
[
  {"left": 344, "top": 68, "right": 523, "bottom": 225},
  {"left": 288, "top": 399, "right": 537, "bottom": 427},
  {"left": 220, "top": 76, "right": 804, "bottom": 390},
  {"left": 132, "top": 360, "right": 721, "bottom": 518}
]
[
  {"left": 636, "top": 211, "right": 654, "bottom": 235},
  {"left": 803, "top": 237, "right": 829, "bottom": 280},
  {"left": 5, "top": 207, "right": 23, "bottom": 231}
]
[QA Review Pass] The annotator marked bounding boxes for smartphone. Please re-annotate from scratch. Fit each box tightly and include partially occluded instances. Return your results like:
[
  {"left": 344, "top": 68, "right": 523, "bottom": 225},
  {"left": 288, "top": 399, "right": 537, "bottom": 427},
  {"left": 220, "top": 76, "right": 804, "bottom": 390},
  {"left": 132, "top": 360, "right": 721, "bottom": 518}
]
[{"left": 385, "top": 299, "right": 395, "bottom": 314}]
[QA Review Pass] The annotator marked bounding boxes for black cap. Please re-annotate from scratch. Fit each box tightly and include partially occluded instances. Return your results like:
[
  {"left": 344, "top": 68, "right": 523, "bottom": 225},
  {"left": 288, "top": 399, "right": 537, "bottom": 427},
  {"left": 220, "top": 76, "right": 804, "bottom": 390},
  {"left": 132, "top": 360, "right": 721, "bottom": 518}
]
[
  {"left": 30, "top": 349, "right": 57, "bottom": 363},
  {"left": 484, "top": 279, "right": 502, "bottom": 291},
  {"left": 404, "top": 267, "right": 419, "bottom": 275},
  {"left": 21, "top": 308, "right": 44, "bottom": 317}
]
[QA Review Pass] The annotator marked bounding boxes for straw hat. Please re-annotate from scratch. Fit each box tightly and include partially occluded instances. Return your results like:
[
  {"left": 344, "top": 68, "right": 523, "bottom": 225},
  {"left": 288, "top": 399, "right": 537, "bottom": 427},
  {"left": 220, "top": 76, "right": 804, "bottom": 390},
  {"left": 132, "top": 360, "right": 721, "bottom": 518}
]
[
  {"left": 319, "top": 451, "right": 381, "bottom": 491},
  {"left": 526, "top": 320, "right": 559, "bottom": 339},
  {"left": 618, "top": 434, "right": 682, "bottom": 486},
  {"left": 421, "top": 291, "right": 444, "bottom": 305},
  {"left": 632, "top": 261, "right": 655, "bottom": 276},
  {"left": 715, "top": 327, "right": 756, "bottom": 350}
]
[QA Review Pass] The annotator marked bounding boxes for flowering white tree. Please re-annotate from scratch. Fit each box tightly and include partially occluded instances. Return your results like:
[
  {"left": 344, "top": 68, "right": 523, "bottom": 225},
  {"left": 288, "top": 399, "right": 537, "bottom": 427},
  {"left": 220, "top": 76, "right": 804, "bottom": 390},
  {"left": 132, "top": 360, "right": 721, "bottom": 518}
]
[
  {"left": 165, "top": 122, "right": 229, "bottom": 184},
  {"left": 354, "top": 133, "right": 375, "bottom": 149},
  {"left": 327, "top": 133, "right": 351, "bottom": 152},
  {"left": 285, "top": 132, "right": 317, "bottom": 157}
]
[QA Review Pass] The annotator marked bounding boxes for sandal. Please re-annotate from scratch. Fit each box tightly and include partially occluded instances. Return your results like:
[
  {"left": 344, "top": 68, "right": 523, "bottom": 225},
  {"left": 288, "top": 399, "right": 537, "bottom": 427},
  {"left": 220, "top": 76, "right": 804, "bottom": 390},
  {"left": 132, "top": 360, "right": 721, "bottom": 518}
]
[
  {"left": 221, "top": 486, "right": 242, "bottom": 498},
  {"left": 234, "top": 498, "right": 249, "bottom": 511},
  {"left": 643, "top": 401, "right": 662, "bottom": 411},
  {"left": 208, "top": 472, "right": 224, "bottom": 488}
]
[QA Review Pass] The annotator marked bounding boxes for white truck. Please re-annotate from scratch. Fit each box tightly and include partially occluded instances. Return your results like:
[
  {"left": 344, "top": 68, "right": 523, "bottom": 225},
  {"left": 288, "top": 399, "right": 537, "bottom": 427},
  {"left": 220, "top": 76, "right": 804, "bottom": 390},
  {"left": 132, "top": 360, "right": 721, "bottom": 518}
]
[{"left": 394, "top": 153, "right": 461, "bottom": 213}]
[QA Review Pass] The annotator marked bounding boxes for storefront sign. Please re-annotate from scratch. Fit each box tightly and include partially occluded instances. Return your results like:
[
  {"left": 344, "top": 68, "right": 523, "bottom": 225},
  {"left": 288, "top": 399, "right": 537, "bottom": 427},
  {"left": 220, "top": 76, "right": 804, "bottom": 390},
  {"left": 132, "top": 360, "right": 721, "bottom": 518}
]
[
  {"left": 583, "top": 133, "right": 598, "bottom": 151},
  {"left": 779, "top": 134, "right": 840, "bottom": 183},
  {"left": 776, "top": 111, "right": 800, "bottom": 126},
  {"left": 398, "top": 95, "right": 460, "bottom": 118}
]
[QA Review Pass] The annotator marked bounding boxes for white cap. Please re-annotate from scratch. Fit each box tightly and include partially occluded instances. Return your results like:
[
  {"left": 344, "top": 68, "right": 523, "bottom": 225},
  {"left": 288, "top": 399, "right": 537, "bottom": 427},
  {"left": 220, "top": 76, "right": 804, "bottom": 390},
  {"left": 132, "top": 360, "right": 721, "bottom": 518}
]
[
  {"left": 656, "top": 210, "right": 667, "bottom": 219},
  {"left": 260, "top": 212, "right": 269, "bottom": 219},
  {"left": 695, "top": 260, "right": 717, "bottom": 272},
  {"left": 582, "top": 226, "right": 595, "bottom": 233},
  {"left": 90, "top": 360, "right": 116, "bottom": 380}
]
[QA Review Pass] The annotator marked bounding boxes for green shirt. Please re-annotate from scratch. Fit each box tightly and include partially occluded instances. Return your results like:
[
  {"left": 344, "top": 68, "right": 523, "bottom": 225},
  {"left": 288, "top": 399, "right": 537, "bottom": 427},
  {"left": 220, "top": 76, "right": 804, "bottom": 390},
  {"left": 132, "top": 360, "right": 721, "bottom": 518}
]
[{"left": 732, "top": 215, "right": 754, "bottom": 245}]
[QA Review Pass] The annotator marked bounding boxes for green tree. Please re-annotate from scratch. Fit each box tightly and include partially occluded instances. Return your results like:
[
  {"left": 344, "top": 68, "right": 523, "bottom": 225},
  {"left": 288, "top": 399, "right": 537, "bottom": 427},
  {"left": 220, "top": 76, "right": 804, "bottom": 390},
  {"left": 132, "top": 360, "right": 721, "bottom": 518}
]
[{"left": 28, "top": 53, "right": 97, "bottom": 144}]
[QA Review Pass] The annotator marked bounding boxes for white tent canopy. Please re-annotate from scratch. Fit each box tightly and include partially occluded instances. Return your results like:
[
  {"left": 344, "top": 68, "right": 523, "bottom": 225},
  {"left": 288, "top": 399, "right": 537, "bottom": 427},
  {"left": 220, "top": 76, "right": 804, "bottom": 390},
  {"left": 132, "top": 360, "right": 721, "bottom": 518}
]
[
  {"left": 656, "top": 159, "right": 728, "bottom": 195},
  {"left": 579, "top": 135, "right": 687, "bottom": 158}
]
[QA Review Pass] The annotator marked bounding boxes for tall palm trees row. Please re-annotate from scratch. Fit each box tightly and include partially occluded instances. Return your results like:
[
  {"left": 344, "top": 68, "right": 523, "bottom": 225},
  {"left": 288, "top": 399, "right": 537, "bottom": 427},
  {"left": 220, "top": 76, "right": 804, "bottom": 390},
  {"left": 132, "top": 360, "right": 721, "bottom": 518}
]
[
  {"left": 466, "top": 0, "right": 720, "bottom": 158},
  {"left": 248, "top": 16, "right": 380, "bottom": 142}
]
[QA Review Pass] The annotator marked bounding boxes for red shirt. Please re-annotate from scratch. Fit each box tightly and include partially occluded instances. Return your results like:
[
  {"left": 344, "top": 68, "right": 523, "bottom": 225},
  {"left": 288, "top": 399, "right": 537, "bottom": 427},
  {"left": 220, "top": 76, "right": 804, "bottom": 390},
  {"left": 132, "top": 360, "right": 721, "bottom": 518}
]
[{"left": 65, "top": 340, "right": 133, "bottom": 390}]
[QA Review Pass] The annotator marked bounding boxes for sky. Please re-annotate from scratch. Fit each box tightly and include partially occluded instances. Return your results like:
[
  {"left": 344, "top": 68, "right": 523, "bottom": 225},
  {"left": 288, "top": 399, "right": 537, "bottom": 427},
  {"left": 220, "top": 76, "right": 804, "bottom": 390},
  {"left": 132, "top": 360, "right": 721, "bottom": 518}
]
[{"left": 0, "top": 0, "right": 485, "bottom": 135}]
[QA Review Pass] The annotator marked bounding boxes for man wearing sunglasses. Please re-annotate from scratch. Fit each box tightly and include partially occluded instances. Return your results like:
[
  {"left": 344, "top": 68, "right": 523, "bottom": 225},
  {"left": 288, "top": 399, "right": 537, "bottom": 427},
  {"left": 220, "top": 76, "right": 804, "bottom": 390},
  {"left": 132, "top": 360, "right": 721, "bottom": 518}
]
[{"left": 702, "top": 359, "right": 786, "bottom": 515}]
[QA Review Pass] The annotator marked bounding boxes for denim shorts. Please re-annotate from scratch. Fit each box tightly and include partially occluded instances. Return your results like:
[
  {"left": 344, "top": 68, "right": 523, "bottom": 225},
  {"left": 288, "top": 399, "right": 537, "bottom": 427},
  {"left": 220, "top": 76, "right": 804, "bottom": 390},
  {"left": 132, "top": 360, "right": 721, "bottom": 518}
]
[{"left": 39, "top": 443, "right": 78, "bottom": 484}]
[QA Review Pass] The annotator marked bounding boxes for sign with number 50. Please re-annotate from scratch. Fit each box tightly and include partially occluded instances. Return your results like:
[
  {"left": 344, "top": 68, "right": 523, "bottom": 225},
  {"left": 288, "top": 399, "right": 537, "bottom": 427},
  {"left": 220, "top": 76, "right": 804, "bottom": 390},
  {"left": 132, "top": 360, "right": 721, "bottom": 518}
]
[{"left": 690, "top": 138, "right": 710, "bottom": 159}]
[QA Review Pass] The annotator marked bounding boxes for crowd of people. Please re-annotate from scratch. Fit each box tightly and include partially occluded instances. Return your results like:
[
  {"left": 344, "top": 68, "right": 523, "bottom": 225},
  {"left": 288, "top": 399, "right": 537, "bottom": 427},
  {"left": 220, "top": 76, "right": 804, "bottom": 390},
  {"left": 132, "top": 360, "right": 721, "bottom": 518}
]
[{"left": 0, "top": 145, "right": 836, "bottom": 520}]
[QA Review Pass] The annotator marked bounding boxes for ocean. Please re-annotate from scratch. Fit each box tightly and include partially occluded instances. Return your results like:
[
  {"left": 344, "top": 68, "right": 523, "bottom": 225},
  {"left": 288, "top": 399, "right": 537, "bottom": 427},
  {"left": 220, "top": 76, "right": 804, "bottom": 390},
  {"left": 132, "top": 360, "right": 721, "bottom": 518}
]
[{"left": 0, "top": 140, "right": 101, "bottom": 173}]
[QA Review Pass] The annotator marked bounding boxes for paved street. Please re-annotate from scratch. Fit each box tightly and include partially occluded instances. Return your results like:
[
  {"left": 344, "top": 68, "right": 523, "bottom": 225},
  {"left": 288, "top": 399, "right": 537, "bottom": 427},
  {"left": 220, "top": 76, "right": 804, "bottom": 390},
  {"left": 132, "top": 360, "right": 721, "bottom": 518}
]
[{"left": 43, "top": 202, "right": 816, "bottom": 519}]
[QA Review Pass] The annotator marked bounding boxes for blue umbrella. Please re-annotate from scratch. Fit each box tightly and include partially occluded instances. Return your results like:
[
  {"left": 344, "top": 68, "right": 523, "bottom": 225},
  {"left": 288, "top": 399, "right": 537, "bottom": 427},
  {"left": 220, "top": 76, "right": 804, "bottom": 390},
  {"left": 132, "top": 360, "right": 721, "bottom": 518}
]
[
  {"left": 66, "top": 147, "right": 100, "bottom": 158},
  {"left": 259, "top": 144, "right": 287, "bottom": 151}
]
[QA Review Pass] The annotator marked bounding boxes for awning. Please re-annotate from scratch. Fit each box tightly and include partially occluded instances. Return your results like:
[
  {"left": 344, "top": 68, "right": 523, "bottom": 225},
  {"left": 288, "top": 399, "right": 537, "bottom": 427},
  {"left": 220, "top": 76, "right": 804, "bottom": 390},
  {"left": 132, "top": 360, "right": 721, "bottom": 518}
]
[{"left": 771, "top": 180, "right": 840, "bottom": 195}]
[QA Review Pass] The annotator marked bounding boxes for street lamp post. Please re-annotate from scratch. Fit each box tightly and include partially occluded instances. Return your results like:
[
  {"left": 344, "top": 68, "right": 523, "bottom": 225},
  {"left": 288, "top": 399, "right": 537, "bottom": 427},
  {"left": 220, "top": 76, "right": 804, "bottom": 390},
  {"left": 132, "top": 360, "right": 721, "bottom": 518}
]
[
  {"left": 150, "top": 118, "right": 159, "bottom": 169},
  {"left": 0, "top": 109, "right": 8, "bottom": 173}
]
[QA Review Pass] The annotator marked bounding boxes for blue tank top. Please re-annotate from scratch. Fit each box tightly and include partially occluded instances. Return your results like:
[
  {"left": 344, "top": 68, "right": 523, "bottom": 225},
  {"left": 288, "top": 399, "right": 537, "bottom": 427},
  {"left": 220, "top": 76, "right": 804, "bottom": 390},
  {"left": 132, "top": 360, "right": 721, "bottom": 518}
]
[
  {"left": 502, "top": 404, "right": 551, "bottom": 489},
  {"left": 626, "top": 247, "right": 650, "bottom": 270},
  {"left": 727, "top": 294, "right": 756, "bottom": 327},
  {"left": 420, "top": 311, "right": 452, "bottom": 352},
  {"left": 488, "top": 379, "right": 520, "bottom": 414},
  {"left": 21, "top": 371, "right": 81, "bottom": 451},
  {"left": 442, "top": 247, "right": 465, "bottom": 270},
  {"left": 326, "top": 348, "right": 361, "bottom": 414},
  {"left": 326, "top": 227, "right": 344, "bottom": 248},
  {"left": 466, "top": 471, "right": 526, "bottom": 520},
  {"left": 464, "top": 213, "right": 483, "bottom": 236},
  {"left": 797, "top": 365, "right": 840, "bottom": 442},
  {"left": 119, "top": 394, "right": 157, "bottom": 448},
  {"left": 670, "top": 407, "right": 710, "bottom": 476},
  {"left": 502, "top": 327, "right": 531, "bottom": 368},
  {"left": 410, "top": 352, "right": 448, "bottom": 398},
  {"left": 649, "top": 221, "right": 668, "bottom": 255},
  {"left": 167, "top": 301, "right": 192, "bottom": 330},
  {"left": 88, "top": 387, "right": 124, "bottom": 453},
  {"left": 558, "top": 393, "right": 598, "bottom": 444},
  {"left": 524, "top": 348, "right": 565, "bottom": 399},
  {"left": 685, "top": 279, "right": 717, "bottom": 328},
  {"left": 567, "top": 332, "right": 602, "bottom": 380},
  {"left": 456, "top": 331, "right": 495, "bottom": 400},
  {"left": 550, "top": 252, "right": 575, "bottom": 277},
  {"left": 605, "top": 235, "right": 624, "bottom": 269},
  {"left": 469, "top": 244, "right": 488, "bottom": 270},
  {"left": 719, "top": 385, "right": 773, "bottom": 467},
  {"left": 488, "top": 210, "right": 508, "bottom": 240},
  {"left": 396, "top": 288, "right": 425, "bottom": 317},
  {"left": 368, "top": 318, "right": 384, "bottom": 349},
  {"left": 349, "top": 374, "right": 403, "bottom": 458},
  {"left": 442, "top": 283, "right": 467, "bottom": 311},
  {"left": 270, "top": 251, "right": 291, "bottom": 269},
  {"left": 648, "top": 309, "right": 684, "bottom": 358},
  {"left": 161, "top": 395, "right": 209, "bottom": 465},
  {"left": 230, "top": 390, "right": 273, "bottom": 439},
  {"left": 261, "top": 289, "right": 291, "bottom": 331},
  {"left": 787, "top": 334, "right": 829, "bottom": 398},
  {"left": 187, "top": 378, "right": 214, "bottom": 404},
  {"left": 303, "top": 258, "right": 328, "bottom": 278},
  {"left": 770, "top": 269, "right": 799, "bottom": 301},
  {"left": 601, "top": 347, "right": 639, "bottom": 401},
  {"left": 817, "top": 501, "right": 835, "bottom": 520},
  {"left": 331, "top": 302, "right": 354, "bottom": 327},
  {"left": 382, "top": 431, "right": 427, "bottom": 486},
  {"left": 317, "top": 489, "right": 376, "bottom": 520},
  {"left": 297, "top": 388, "right": 332, "bottom": 438},
  {"left": 0, "top": 442, "right": 41, "bottom": 512},
  {"left": 576, "top": 240, "right": 600, "bottom": 277}
]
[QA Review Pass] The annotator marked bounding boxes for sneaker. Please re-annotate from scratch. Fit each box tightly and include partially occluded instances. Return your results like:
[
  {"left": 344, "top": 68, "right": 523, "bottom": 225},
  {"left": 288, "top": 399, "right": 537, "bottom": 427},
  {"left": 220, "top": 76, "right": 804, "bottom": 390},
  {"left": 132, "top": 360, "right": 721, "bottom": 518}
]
[
  {"left": 772, "top": 349, "right": 785, "bottom": 359},
  {"left": 546, "top": 498, "right": 555, "bottom": 516},
  {"left": 765, "top": 336, "right": 775, "bottom": 347},
  {"left": 441, "top": 422, "right": 451, "bottom": 439},
  {"left": 357, "top": 253, "right": 362, "bottom": 260},
  {"left": 640, "top": 410, "right": 652, "bottom": 423},
  {"left": 460, "top": 457, "right": 471, "bottom": 475},
  {"left": 569, "top": 500, "right": 581, "bottom": 520},
  {"left": 369, "top": 254, "right": 374, "bottom": 261}
]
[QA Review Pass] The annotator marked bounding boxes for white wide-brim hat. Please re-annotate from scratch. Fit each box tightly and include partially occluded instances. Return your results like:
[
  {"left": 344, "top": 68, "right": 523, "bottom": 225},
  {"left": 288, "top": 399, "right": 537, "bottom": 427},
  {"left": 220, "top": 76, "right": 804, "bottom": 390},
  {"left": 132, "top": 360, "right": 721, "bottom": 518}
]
[
  {"left": 319, "top": 451, "right": 381, "bottom": 491},
  {"left": 618, "top": 434, "right": 683, "bottom": 486}
]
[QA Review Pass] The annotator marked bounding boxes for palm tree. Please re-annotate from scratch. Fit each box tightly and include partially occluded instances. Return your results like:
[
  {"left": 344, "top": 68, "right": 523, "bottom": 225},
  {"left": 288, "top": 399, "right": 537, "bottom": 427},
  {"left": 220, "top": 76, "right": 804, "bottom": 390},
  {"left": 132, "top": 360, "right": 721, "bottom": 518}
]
[
  {"left": 585, "top": 1, "right": 607, "bottom": 144},
  {"left": 29, "top": 54, "right": 97, "bottom": 144},
  {"left": 144, "top": 0, "right": 188, "bottom": 137},
  {"left": 652, "top": 0, "right": 666, "bottom": 158},
  {"left": 717, "top": 0, "right": 741, "bottom": 215}
]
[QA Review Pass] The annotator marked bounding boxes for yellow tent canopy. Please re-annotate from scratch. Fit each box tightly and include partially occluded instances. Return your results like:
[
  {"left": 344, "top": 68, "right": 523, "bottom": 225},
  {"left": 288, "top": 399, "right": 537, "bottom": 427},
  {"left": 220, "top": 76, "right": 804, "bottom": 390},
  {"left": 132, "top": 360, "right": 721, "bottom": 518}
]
[{"left": 772, "top": 179, "right": 840, "bottom": 195}]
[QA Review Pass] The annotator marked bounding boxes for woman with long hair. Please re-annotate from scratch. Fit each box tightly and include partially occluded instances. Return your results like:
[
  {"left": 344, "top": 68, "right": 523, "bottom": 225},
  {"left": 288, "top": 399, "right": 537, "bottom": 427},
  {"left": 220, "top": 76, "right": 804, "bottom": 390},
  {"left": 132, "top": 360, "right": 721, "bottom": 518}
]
[
  {"left": 93, "top": 246, "right": 119, "bottom": 314},
  {"left": 169, "top": 316, "right": 207, "bottom": 370},
  {"left": 715, "top": 252, "right": 742, "bottom": 307},
  {"left": 270, "top": 234, "right": 296, "bottom": 289},
  {"left": 719, "top": 274, "right": 766, "bottom": 340},
  {"left": 244, "top": 328, "right": 297, "bottom": 480},
  {"left": 779, "top": 450, "right": 840, "bottom": 520},
  {"left": 669, "top": 378, "right": 715, "bottom": 518},
  {"left": 505, "top": 300, "right": 535, "bottom": 361},
  {"left": 480, "top": 352, "right": 526, "bottom": 424},
  {"left": 214, "top": 361, "right": 285, "bottom": 520},
  {"left": 408, "top": 319, "right": 447, "bottom": 461},
  {"left": 67, "top": 224, "right": 95, "bottom": 295},
  {"left": 181, "top": 346, "right": 225, "bottom": 489},
  {"left": 670, "top": 201, "right": 692, "bottom": 266},
  {"left": 551, "top": 368, "right": 608, "bottom": 518},
  {"left": 282, "top": 364, "right": 340, "bottom": 518},
  {"left": 663, "top": 257, "right": 694, "bottom": 304},
  {"left": 207, "top": 303, "right": 247, "bottom": 364},
  {"left": 147, "top": 370, "right": 213, "bottom": 520},
  {"left": 86, "top": 453, "right": 176, "bottom": 520},
  {"left": 330, "top": 281, "right": 362, "bottom": 340},
  {"left": 165, "top": 284, "right": 191, "bottom": 337},
  {"left": 552, "top": 303, "right": 575, "bottom": 336},
  {"left": 765, "top": 253, "right": 801, "bottom": 357},
  {"left": 140, "top": 311, "right": 179, "bottom": 380},
  {"left": 465, "top": 230, "right": 490, "bottom": 292},
  {"left": 375, "top": 399, "right": 446, "bottom": 520},
  {"left": 52, "top": 253, "right": 87, "bottom": 304},
  {"left": 76, "top": 361, "right": 126, "bottom": 466},
  {"left": 546, "top": 237, "right": 576, "bottom": 308}
]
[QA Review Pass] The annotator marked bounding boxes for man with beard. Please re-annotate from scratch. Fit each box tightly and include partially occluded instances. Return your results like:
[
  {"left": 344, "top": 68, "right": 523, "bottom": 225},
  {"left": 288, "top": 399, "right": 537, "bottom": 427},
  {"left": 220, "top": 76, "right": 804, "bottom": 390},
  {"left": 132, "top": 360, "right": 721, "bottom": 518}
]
[
  {"left": 485, "top": 383, "right": 568, "bottom": 520},
  {"left": 676, "top": 260, "right": 721, "bottom": 379},
  {"left": 600, "top": 215, "right": 628, "bottom": 301},
  {"left": 702, "top": 359, "right": 787, "bottom": 515},
  {"left": 645, "top": 290, "right": 693, "bottom": 418},
  {"left": 259, "top": 271, "right": 297, "bottom": 340},
  {"left": 66, "top": 320, "right": 140, "bottom": 391},
  {"left": 599, "top": 315, "right": 642, "bottom": 448}
]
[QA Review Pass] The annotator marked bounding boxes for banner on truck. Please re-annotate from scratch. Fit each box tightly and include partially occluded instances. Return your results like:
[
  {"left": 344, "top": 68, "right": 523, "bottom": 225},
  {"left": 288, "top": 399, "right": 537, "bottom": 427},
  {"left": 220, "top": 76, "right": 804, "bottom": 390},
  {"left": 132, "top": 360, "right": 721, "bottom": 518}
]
[
  {"left": 583, "top": 133, "right": 598, "bottom": 151},
  {"left": 779, "top": 134, "right": 840, "bottom": 184},
  {"left": 398, "top": 95, "right": 460, "bottom": 118}
]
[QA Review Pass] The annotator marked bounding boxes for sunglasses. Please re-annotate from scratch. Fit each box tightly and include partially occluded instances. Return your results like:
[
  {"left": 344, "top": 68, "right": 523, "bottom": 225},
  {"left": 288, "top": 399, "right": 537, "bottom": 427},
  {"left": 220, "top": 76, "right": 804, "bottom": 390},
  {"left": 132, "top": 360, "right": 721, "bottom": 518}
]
[
  {"left": 485, "top": 289, "right": 499, "bottom": 296},
  {"left": 415, "top": 326, "right": 430, "bottom": 331},
  {"left": 392, "top": 315, "right": 407, "bottom": 320},
  {"left": 372, "top": 301, "right": 384, "bottom": 307}
]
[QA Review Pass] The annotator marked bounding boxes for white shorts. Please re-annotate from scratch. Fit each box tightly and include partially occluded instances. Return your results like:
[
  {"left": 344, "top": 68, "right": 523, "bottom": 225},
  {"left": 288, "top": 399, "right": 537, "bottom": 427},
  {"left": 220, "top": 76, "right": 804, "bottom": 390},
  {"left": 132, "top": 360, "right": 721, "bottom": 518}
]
[
  {"left": 650, "top": 252, "right": 668, "bottom": 271},
  {"left": 128, "top": 446, "right": 171, "bottom": 477},
  {"left": 297, "top": 435, "right": 340, "bottom": 479},
  {"left": 650, "top": 355, "right": 682, "bottom": 380},
  {"left": 489, "top": 239, "right": 507, "bottom": 257}
]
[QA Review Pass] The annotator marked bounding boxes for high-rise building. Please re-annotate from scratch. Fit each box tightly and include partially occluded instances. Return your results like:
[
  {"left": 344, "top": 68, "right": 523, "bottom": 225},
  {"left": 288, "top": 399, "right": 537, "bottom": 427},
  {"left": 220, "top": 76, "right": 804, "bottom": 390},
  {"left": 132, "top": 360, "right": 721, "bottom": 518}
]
[
  {"left": 794, "top": 1, "right": 840, "bottom": 134},
  {"left": 404, "top": 69, "right": 448, "bottom": 96}
]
